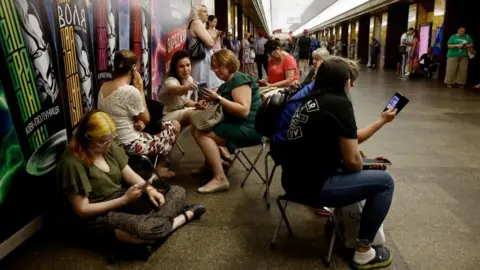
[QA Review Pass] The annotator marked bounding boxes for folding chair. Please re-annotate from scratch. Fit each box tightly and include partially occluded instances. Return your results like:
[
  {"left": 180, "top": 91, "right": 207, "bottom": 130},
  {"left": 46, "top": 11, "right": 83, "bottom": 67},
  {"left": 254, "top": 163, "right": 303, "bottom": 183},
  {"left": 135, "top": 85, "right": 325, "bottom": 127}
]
[
  {"left": 229, "top": 139, "right": 267, "bottom": 188},
  {"left": 271, "top": 194, "right": 339, "bottom": 268},
  {"left": 263, "top": 151, "right": 281, "bottom": 209}
]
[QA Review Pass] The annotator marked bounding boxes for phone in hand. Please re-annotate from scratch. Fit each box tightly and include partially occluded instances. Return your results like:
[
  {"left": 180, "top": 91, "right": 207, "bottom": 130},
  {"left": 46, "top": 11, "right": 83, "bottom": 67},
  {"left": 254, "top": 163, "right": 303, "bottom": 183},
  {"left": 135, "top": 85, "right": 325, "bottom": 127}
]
[
  {"left": 384, "top": 92, "right": 409, "bottom": 114},
  {"left": 197, "top": 82, "right": 208, "bottom": 98},
  {"left": 362, "top": 158, "right": 392, "bottom": 166}
]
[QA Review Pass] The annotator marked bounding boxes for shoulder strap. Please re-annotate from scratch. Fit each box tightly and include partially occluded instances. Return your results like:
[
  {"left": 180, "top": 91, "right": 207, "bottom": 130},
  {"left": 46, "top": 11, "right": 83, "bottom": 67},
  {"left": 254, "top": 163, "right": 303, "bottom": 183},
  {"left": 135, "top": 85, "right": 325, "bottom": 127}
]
[{"left": 188, "top": 20, "right": 194, "bottom": 30}]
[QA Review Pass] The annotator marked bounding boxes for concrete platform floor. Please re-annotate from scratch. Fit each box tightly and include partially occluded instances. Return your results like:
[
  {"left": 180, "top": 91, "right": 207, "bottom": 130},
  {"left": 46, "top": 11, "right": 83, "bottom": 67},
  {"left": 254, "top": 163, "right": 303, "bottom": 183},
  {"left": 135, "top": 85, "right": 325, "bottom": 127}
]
[{"left": 2, "top": 69, "right": 480, "bottom": 269}]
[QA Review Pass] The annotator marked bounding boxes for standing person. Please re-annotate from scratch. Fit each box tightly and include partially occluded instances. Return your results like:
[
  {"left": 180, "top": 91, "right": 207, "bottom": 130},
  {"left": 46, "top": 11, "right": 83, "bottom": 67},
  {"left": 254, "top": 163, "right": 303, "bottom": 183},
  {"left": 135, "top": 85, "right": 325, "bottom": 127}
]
[
  {"left": 399, "top": 28, "right": 414, "bottom": 78},
  {"left": 254, "top": 30, "right": 269, "bottom": 79},
  {"left": 369, "top": 37, "right": 380, "bottom": 68},
  {"left": 309, "top": 35, "right": 320, "bottom": 65},
  {"left": 223, "top": 32, "right": 238, "bottom": 55},
  {"left": 188, "top": 5, "right": 222, "bottom": 89},
  {"left": 298, "top": 29, "right": 312, "bottom": 80},
  {"left": 207, "top": 15, "right": 222, "bottom": 53},
  {"left": 98, "top": 50, "right": 179, "bottom": 178},
  {"left": 242, "top": 32, "right": 255, "bottom": 76},
  {"left": 408, "top": 30, "right": 420, "bottom": 74},
  {"left": 444, "top": 26, "right": 474, "bottom": 88}
]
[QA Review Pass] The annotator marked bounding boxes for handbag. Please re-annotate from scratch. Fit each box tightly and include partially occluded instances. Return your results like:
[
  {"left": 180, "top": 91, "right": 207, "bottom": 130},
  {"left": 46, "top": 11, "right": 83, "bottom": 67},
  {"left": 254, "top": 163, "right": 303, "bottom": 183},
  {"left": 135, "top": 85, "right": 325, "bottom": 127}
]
[
  {"left": 190, "top": 103, "right": 224, "bottom": 131},
  {"left": 250, "top": 50, "right": 256, "bottom": 59},
  {"left": 186, "top": 20, "right": 206, "bottom": 60}
]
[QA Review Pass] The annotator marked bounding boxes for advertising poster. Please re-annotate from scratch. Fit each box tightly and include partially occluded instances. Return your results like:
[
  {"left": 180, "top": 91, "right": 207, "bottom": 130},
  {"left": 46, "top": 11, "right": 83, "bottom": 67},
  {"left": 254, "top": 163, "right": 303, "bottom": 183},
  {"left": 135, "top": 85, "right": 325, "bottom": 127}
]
[
  {"left": 0, "top": 0, "right": 68, "bottom": 177},
  {"left": 93, "top": 0, "right": 119, "bottom": 88},
  {"left": 151, "top": 0, "right": 190, "bottom": 98},
  {"left": 118, "top": 0, "right": 130, "bottom": 50},
  {"left": 53, "top": 0, "right": 97, "bottom": 131},
  {"left": 131, "top": 0, "right": 151, "bottom": 98}
]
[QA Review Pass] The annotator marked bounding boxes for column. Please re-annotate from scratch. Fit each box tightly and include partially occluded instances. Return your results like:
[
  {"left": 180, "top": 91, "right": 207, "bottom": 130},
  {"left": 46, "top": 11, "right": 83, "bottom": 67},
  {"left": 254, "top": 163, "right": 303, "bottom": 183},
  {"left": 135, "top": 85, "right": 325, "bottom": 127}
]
[
  {"left": 358, "top": 15, "right": 370, "bottom": 65},
  {"left": 380, "top": 13, "right": 388, "bottom": 68},
  {"left": 385, "top": 2, "right": 409, "bottom": 69},
  {"left": 214, "top": 0, "right": 228, "bottom": 32}
]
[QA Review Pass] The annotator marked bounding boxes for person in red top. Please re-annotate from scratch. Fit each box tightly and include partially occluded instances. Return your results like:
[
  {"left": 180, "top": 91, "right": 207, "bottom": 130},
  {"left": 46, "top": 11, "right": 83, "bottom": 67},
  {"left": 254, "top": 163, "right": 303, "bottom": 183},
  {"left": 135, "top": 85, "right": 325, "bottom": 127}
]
[{"left": 258, "top": 39, "right": 299, "bottom": 88}]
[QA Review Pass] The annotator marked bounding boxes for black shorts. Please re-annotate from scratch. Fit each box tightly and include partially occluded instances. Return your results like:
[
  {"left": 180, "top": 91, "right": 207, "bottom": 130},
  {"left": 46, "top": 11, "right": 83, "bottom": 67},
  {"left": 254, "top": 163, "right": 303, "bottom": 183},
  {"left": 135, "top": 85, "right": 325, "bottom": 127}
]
[{"left": 299, "top": 52, "right": 310, "bottom": 60}]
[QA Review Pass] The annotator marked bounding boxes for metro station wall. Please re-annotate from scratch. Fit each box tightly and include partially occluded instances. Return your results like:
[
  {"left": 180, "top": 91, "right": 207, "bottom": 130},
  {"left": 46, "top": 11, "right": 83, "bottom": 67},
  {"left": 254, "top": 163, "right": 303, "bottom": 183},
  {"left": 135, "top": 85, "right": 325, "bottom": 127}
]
[{"left": 0, "top": 0, "right": 192, "bottom": 249}]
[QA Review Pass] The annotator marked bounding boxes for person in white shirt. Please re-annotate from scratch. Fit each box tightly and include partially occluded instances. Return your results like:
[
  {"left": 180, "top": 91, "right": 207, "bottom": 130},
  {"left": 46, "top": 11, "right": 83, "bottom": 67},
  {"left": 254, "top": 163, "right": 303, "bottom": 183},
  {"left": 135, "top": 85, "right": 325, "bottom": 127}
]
[
  {"left": 158, "top": 50, "right": 207, "bottom": 127},
  {"left": 399, "top": 28, "right": 414, "bottom": 78},
  {"left": 98, "top": 50, "right": 180, "bottom": 178}
]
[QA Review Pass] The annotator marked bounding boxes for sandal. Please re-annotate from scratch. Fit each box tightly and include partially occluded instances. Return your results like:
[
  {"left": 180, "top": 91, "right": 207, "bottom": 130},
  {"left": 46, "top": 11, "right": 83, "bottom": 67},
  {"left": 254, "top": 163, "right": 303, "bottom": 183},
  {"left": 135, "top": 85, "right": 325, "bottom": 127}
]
[{"left": 182, "top": 204, "right": 206, "bottom": 222}]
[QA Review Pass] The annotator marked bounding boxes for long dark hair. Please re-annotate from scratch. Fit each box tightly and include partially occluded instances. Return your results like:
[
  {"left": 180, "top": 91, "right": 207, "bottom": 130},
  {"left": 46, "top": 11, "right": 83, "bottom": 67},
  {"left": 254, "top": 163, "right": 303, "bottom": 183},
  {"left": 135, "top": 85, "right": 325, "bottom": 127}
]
[
  {"left": 304, "top": 57, "right": 355, "bottom": 100},
  {"left": 168, "top": 50, "right": 190, "bottom": 82},
  {"left": 206, "top": 15, "right": 216, "bottom": 29}
]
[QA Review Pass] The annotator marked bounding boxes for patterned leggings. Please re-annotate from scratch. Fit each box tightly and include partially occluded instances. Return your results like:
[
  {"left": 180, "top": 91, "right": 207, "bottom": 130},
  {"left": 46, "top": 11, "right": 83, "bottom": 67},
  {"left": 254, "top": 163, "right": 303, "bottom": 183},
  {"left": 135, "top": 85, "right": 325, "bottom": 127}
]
[
  {"left": 90, "top": 186, "right": 187, "bottom": 241},
  {"left": 122, "top": 121, "right": 176, "bottom": 156}
]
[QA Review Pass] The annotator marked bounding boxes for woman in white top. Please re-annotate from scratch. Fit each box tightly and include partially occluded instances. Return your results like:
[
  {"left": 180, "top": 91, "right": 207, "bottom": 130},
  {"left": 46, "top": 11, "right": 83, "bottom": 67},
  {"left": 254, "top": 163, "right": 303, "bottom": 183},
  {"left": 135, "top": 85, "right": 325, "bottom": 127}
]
[
  {"left": 158, "top": 50, "right": 207, "bottom": 126},
  {"left": 188, "top": 5, "right": 222, "bottom": 89},
  {"left": 98, "top": 50, "right": 180, "bottom": 178}
]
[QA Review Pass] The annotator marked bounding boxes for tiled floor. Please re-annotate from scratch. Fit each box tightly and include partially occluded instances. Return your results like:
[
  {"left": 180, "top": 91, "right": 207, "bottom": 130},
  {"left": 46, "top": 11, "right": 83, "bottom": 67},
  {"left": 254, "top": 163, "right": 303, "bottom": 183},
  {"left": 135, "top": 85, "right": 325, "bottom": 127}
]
[{"left": 1, "top": 69, "right": 480, "bottom": 269}]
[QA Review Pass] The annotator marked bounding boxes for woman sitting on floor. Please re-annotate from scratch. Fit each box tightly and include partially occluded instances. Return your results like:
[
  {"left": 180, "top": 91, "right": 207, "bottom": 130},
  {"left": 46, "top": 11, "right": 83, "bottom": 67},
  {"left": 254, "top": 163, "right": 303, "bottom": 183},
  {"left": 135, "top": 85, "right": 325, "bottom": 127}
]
[
  {"left": 282, "top": 58, "right": 394, "bottom": 269},
  {"left": 57, "top": 110, "right": 205, "bottom": 245},
  {"left": 192, "top": 49, "right": 263, "bottom": 194},
  {"left": 158, "top": 50, "right": 208, "bottom": 127},
  {"left": 98, "top": 50, "right": 179, "bottom": 178}
]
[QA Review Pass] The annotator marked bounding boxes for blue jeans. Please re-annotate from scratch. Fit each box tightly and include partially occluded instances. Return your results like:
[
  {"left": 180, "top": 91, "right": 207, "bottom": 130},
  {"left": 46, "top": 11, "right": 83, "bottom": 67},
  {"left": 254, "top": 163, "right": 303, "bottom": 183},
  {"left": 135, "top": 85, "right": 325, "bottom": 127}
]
[{"left": 319, "top": 170, "right": 394, "bottom": 243}]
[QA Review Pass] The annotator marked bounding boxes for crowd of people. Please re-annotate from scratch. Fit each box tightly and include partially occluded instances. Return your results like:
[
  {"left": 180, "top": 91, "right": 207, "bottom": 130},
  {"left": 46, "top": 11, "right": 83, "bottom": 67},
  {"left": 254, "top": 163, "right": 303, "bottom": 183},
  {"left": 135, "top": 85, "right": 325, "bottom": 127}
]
[{"left": 55, "top": 5, "right": 411, "bottom": 270}]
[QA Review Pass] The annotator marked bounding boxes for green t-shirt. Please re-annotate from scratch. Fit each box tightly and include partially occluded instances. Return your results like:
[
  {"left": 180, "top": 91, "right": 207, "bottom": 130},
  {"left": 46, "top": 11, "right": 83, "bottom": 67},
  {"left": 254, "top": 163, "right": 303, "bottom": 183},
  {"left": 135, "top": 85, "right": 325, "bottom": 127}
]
[
  {"left": 217, "top": 72, "right": 261, "bottom": 127},
  {"left": 57, "top": 142, "right": 129, "bottom": 203},
  {"left": 447, "top": 34, "right": 473, "bottom": 58}
]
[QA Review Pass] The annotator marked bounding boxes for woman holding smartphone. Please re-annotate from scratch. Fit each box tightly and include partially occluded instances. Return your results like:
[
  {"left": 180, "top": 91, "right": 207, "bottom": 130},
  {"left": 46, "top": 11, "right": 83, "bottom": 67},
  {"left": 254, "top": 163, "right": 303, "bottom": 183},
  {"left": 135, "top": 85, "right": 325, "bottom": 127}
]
[
  {"left": 57, "top": 111, "right": 205, "bottom": 246},
  {"left": 158, "top": 51, "right": 207, "bottom": 127},
  {"left": 98, "top": 50, "right": 179, "bottom": 178}
]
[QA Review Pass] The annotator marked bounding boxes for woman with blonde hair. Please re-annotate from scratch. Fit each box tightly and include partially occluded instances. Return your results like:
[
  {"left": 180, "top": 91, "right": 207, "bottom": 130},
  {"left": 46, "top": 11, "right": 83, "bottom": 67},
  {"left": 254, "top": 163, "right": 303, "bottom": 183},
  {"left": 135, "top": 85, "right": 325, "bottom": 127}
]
[
  {"left": 98, "top": 50, "right": 179, "bottom": 178},
  {"left": 188, "top": 5, "right": 222, "bottom": 88},
  {"left": 57, "top": 110, "right": 205, "bottom": 246},
  {"left": 192, "top": 50, "right": 263, "bottom": 193}
]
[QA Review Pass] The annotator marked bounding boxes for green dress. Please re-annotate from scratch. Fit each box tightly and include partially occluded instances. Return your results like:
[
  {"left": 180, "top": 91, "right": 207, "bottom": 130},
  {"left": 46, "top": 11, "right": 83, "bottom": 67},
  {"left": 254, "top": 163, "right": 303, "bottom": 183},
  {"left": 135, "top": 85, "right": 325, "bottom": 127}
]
[{"left": 214, "top": 72, "right": 263, "bottom": 151}]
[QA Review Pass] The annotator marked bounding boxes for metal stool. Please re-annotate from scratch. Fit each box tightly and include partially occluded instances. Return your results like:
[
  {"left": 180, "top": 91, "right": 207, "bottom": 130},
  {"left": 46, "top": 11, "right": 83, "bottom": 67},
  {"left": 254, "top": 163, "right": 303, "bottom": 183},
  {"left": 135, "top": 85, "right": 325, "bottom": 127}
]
[
  {"left": 271, "top": 194, "right": 339, "bottom": 268},
  {"left": 229, "top": 140, "right": 267, "bottom": 188}
]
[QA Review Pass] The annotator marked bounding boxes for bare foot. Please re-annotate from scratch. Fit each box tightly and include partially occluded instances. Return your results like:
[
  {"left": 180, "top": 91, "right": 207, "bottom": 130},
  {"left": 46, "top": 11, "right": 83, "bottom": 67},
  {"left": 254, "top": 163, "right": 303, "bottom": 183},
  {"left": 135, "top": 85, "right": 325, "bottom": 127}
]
[{"left": 156, "top": 167, "right": 176, "bottom": 178}]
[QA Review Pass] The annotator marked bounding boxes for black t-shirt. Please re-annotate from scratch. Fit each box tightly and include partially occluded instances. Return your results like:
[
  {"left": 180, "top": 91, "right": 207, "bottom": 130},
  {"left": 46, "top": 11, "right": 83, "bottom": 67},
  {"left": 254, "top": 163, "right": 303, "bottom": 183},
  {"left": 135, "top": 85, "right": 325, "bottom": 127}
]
[
  {"left": 281, "top": 93, "right": 358, "bottom": 193},
  {"left": 298, "top": 36, "right": 312, "bottom": 55},
  {"left": 419, "top": 53, "right": 437, "bottom": 66}
]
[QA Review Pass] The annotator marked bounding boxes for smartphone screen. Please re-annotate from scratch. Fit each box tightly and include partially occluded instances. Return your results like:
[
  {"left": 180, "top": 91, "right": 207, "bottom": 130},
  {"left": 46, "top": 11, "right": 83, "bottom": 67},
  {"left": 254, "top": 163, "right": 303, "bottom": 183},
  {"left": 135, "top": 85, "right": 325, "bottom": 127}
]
[{"left": 386, "top": 95, "right": 400, "bottom": 110}]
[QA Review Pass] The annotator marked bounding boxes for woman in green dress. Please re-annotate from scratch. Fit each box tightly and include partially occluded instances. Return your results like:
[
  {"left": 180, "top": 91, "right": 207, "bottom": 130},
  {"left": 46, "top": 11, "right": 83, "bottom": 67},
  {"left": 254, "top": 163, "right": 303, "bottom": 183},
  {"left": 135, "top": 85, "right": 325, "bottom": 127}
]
[
  {"left": 192, "top": 50, "right": 262, "bottom": 194},
  {"left": 57, "top": 110, "right": 205, "bottom": 245}
]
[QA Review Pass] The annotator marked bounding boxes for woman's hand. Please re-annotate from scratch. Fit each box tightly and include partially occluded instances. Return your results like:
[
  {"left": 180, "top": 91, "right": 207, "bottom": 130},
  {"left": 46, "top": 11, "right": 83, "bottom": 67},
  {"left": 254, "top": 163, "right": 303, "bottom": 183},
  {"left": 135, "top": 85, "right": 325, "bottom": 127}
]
[
  {"left": 133, "top": 70, "right": 144, "bottom": 93},
  {"left": 202, "top": 88, "right": 220, "bottom": 102},
  {"left": 186, "top": 82, "right": 197, "bottom": 91},
  {"left": 147, "top": 188, "right": 165, "bottom": 208},
  {"left": 122, "top": 183, "right": 145, "bottom": 204},
  {"left": 258, "top": 79, "right": 268, "bottom": 86},
  {"left": 134, "top": 120, "right": 146, "bottom": 131},
  {"left": 195, "top": 100, "right": 208, "bottom": 110},
  {"left": 366, "top": 156, "right": 388, "bottom": 171}
]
